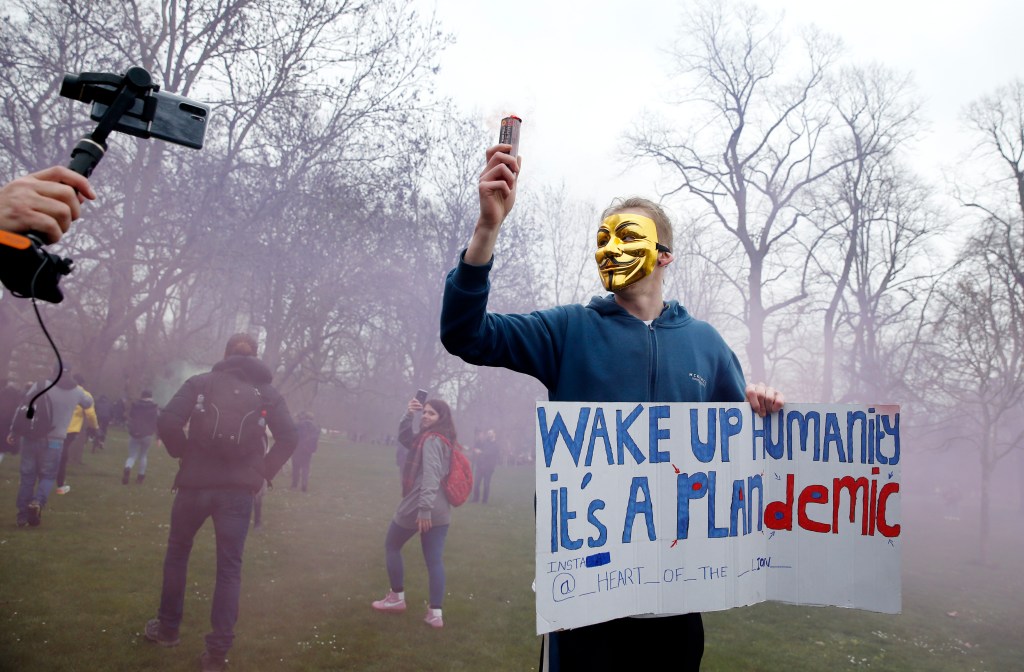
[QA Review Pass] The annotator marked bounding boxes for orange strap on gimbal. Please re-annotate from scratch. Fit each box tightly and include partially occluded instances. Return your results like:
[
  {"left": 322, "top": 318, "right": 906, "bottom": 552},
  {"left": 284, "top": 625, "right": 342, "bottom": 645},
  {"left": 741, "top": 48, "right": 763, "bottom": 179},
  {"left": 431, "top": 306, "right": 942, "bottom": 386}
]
[{"left": 0, "top": 231, "right": 33, "bottom": 251}]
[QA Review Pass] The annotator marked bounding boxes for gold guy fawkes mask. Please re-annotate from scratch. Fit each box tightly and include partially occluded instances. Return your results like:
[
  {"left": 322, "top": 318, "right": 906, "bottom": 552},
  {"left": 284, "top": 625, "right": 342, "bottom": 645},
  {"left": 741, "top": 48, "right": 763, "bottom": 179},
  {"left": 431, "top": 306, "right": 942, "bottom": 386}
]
[{"left": 595, "top": 212, "right": 668, "bottom": 291}]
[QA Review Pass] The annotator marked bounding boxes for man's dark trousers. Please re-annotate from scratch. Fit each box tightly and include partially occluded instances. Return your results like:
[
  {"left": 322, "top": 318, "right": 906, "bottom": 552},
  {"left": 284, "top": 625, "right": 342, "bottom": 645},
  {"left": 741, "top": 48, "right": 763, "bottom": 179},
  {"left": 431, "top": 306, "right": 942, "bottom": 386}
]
[{"left": 157, "top": 488, "right": 253, "bottom": 657}]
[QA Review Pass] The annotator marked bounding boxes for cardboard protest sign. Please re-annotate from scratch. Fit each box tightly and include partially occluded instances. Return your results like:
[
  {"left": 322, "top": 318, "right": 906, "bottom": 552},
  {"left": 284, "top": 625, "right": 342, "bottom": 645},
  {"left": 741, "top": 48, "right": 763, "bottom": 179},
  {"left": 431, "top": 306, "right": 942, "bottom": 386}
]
[{"left": 534, "top": 402, "right": 901, "bottom": 635}]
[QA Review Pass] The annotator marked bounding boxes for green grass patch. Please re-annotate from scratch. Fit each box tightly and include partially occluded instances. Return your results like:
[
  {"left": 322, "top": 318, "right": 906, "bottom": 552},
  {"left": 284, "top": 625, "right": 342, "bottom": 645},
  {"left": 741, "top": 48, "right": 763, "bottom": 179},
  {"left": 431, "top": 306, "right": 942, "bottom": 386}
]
[{"left": 0, "top": 431, "right": 1019, "bottom": 671}]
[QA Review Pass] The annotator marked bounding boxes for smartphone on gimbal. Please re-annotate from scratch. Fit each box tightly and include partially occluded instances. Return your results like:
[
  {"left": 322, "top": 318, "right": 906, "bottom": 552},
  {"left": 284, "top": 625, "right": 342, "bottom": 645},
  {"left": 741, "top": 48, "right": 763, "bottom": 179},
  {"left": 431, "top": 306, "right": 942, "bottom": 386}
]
[{"left": 90, "top": 90, "right": 209, "bottom": 149}]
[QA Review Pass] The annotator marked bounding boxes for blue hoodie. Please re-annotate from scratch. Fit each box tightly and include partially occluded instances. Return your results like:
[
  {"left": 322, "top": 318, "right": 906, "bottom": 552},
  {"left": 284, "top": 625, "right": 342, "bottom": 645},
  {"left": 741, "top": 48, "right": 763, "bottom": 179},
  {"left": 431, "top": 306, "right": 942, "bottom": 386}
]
[{"left": 441, "top": 253, "right": 747, "bottom": 404}]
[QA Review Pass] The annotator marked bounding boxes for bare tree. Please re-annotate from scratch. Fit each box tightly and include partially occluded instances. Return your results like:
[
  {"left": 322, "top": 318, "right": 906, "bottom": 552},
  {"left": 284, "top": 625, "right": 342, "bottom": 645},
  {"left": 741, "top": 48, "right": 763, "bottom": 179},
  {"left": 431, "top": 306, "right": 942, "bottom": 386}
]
[
  {"left": 800, "top": 64, "right": 940, "bottom": 403},
  {"left": 941, "top": 79, "right": 1024, "bottom": 560},
  {"left": 661, "top": 209, "right": 745, "bottom": 338},
  {"left": 517, "top": 183, "right": 601, "bottom": 307},
  {"left": 960, "top": 79, "right": 1024, "bottom": 293},
  {"left": 0, "top": 0, "right": 447, "bottom": 396},
  {"left": 929, "top": 238, "right": 1024, "bottom": 563},
  {"left": 627, "top": 0, "right": 864, "bottom": 382}
]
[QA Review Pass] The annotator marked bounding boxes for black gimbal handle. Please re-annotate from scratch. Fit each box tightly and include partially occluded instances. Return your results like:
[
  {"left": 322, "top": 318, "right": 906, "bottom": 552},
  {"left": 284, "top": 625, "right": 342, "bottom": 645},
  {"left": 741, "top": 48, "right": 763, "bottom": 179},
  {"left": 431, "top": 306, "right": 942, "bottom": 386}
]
[
  {"left": 65, "top": 66, "right": 157, "bottom": 178},
  {"left": 68, "top": 138, "right": 106, "bottom": 179}
]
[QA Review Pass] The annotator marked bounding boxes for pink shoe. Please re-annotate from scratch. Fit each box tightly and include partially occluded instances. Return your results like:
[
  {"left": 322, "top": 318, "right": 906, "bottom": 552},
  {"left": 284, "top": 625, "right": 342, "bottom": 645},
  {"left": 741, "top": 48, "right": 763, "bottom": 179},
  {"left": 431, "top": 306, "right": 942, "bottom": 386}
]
[
  {"left": 372, "top": 590, "right": 406, "bottom": 612},
  {"left": 424, "top": 608, "right": 444, "bottom": 628}
]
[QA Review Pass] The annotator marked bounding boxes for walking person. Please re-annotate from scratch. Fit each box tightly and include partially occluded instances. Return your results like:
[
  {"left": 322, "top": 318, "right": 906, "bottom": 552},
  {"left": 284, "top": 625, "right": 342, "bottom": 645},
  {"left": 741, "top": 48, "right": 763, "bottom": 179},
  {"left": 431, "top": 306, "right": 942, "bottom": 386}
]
[
  {"left": 394, "top": 441, "right": 409, "bottom": 482},
  {"left": 10, "top": 367, "right": 92, "bottom": 526},
  {"left": 0, "top": 379, "right": 22, "bottom": 465},
  {"left": 94, "top": 393, "right": 113, "bottom": 449},
  {"left": 55, "top": 372, "right": 98, "bottom": 495},
  {"left": 290, "top": 411, "right": 320, "bottom": 492},
  {"left": 144, "top": 333, "right": 297, "bottom": 671},
  {"left": 123, "top": 390, "right": 159, "bottom": 485},
  {"left": 111, "top": 396, "right": 126, "bottom": 428},
  {"left": 372, "top": 396, "right": 459, "bottom": 629}
]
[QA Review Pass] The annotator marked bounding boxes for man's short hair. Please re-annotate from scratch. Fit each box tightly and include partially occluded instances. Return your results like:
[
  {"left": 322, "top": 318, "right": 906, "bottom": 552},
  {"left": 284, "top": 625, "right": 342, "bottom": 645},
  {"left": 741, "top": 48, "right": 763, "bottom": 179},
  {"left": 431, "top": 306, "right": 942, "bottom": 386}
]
[
  {"left": 224, "top": 333, "right": 258, "bottom": 358},
  {"left": 600, "top": 197, "right": 674, "bottom": 252}
]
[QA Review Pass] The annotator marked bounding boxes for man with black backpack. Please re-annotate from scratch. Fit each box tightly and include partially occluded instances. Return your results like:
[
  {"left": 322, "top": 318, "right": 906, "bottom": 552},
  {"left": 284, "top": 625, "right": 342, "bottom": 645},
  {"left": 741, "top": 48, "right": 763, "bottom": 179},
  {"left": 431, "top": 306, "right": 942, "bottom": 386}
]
[
  {"left": 144, "top": 333, "right": 297, "bottom": 672},
  {"left": 7, "top": 365, "right": 93, "bottom": 527}
]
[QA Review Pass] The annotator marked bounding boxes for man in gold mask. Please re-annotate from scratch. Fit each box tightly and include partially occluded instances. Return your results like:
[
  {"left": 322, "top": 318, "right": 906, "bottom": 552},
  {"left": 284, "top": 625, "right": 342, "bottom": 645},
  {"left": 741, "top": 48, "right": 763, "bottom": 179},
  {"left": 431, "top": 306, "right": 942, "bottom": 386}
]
[
  {"left": 594, "top": 210, "right": 671, "bottom": 292},
  {"left": 441, "top": 143, "right": 784, "bottom": 672}
]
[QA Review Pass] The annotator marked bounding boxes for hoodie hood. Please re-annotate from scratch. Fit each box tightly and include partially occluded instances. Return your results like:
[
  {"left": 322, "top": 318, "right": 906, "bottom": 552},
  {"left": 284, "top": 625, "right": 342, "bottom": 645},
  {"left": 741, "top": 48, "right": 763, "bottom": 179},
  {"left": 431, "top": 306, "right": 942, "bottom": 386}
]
[
  {"left": 56, "top": 372, "right": 79, "bottom": 390},
  {"left": 212, "top": 354, "right": 273, "bottom": 385},
  {"left": 586, "top": 295, "right": 694, "bottom": 328}
]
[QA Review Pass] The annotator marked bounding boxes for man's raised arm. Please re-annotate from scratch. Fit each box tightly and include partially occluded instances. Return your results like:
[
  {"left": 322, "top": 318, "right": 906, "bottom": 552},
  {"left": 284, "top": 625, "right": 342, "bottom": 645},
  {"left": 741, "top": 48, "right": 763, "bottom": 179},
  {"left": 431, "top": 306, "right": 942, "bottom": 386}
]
[{"left": 464, "top": 144, "right": 521, "bottom": 266}]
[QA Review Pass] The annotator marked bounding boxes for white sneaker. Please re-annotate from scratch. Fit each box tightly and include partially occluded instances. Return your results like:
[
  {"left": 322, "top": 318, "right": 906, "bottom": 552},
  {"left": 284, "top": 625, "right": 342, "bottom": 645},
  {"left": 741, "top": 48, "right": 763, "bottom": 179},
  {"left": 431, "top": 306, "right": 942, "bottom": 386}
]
[
  {"left": 56, "top": 485, "right": 71, "bottom": 495},
  {"left": 424, "top": 608, "right": 444, "bottom": 628},
  {"left": 371, "top": 590, "right": 406, "bottom": 612}
]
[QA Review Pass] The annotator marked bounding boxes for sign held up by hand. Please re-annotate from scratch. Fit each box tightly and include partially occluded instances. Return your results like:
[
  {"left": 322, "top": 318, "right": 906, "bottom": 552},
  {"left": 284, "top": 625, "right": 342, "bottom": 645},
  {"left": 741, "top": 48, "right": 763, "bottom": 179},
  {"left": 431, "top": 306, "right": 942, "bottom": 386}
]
[{"left": 534, "top": 402, "right": 901, "bottom": 635}]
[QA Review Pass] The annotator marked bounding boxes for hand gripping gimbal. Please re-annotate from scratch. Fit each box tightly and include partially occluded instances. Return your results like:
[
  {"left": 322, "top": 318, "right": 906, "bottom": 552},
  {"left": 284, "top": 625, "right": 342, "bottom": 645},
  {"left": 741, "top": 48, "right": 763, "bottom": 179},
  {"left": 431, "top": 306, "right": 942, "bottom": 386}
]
[{"left": 0, "top": 66, "right": 209, "bottom": 303}]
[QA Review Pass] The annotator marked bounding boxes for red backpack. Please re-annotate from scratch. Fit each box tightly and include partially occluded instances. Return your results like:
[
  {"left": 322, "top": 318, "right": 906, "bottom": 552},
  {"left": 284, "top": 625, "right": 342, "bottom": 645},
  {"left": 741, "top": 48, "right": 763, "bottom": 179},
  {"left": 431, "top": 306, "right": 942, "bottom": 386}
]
[
  {"left": 442, "top": 443, "right": 474, "bottom": 507},
  {"left": 403, "top": 432, "right": 474, "bottom": 507}
]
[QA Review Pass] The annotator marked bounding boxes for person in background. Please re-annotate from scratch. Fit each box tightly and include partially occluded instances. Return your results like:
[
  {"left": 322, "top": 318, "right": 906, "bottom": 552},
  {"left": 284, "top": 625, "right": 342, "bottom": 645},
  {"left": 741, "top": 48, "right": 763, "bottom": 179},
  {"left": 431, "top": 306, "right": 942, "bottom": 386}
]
[
  {"left": 291, "top": 411, "right": 320, "bottom": 492},
  {"left": 145, "top": 333, "right": 297, "bottom": 672},
  {"left": 123, "top": 389, "right": 159, "bottom": 485},
  {"left": 111, "top": 396, "right": 126, "bottom": 427},
  {"left": 10, "top": 366, "right": 92, "bottom": 526},
  {"left": 470, "top": 428, "right": 500, "bottom": 504},
  {"left": 372, "top": 396, "right": 459, "bottom": 629},
  {"left": 469, "top": 428, "right": 484, "bottom": 465},
  {"left": 395, "top": 440, "right": 409, "bottom": 481},
  {"left": 55, "top": 372, "right": 98, "bottom": 495},
  {"left": 94, "top": 393, "right": 113, "bottom": 449},
  {"left": 0, "top": 378, "right": 22, "bottom": 464}
]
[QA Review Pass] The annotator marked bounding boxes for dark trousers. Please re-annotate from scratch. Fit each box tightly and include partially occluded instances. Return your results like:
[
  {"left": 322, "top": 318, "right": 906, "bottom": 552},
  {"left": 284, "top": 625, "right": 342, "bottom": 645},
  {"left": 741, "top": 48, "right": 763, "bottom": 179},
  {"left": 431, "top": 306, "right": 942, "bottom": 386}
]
[
  {"left": 290, "top": 452, "right": 313, "bottom": 491},
  {"left": 541, "top": 613, "right": 704, "bottom": 671},
  {"left": 472, "top": 466, "right": 495, "bottom": 503},
  {"left": 56, "top": 432, "right": 79, "bottom": 487},
  {"left": 16, "top": 437, "right": 62, "bottom": 516},
  {"left": 157, "top": 488, "right": 253, "bottom": 657},
  {"left": 384, "top": 521, "right": 449, "bottom": 609}
]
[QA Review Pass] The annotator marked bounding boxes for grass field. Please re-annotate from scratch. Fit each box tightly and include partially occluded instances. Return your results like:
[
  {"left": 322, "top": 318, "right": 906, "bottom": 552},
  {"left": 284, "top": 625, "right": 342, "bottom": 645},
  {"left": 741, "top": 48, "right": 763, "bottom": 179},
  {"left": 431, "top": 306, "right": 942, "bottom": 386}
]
[{"left": 0, "top": 429, "right": 1020, "bottom": 671}]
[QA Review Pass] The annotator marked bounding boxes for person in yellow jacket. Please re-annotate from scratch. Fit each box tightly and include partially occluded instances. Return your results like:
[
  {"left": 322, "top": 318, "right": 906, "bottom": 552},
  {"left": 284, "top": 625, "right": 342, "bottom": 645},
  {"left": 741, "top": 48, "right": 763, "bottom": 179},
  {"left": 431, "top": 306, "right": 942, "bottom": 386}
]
[{"left": 55, "top": 373, "right": 98, "bottom": 495}]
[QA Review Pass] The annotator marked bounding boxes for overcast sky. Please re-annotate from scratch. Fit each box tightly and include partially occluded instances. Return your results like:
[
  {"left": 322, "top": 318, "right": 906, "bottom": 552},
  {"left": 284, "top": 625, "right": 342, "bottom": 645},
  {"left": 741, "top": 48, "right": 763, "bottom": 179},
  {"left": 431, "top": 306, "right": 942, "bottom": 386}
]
[{"left": 424, "top": 0, "right": 1023, "bottom": 209}]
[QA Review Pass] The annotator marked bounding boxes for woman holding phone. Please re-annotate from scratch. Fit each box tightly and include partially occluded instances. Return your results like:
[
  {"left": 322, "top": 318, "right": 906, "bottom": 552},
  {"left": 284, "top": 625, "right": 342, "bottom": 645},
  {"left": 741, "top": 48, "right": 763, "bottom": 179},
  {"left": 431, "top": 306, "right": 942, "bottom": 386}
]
[{"left": 371, "top": 395, "right": 457, "bottom": 628}]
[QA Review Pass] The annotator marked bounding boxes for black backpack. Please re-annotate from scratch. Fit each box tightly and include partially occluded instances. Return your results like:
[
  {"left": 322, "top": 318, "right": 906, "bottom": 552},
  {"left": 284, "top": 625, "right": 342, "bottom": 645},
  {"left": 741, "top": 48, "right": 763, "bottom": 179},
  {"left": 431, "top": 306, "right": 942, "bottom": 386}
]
[
  {"left": 9, "top": 390, "right": 55, "bottom": 441},
  {"left": 188, "top": 371, "right": 268, "bottom": 458}
]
